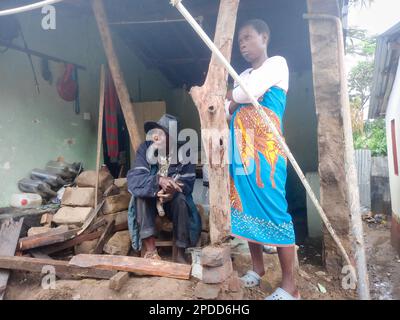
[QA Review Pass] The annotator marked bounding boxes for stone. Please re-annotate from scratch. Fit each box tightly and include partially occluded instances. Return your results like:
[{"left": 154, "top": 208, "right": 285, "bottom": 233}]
[
  {"left": 103, "top": 184, "right": 120, "bottom": 197},
  {"left": 202, "top": 259, "right": 233, "bottom": 284},
  {"left": 114, "top": 178, "right": 127, "bottom": 190},
  {"left": 103, "top": 211, "right": 128, "bottom": 225},
  {"left": 194, "top": 282, "right": 220, "bottom": 300},
  {"left": 61, "top": 187, "right": 96, "bottom": 207},
  {"left": 76, "top": 167, "right": 114, "bottom": 191},
  {"left": 74, "top": 239, "right": 98, "bottom": 254},
  {"left": 103, "top": 192, "right": 131, "bottom": 215},
  {"left": 40, "top": 213, "right": 53, "bottom": 226},
  {"left": 227, "top": 271, "right": 241, "bottom": 292},
  {"left": 53, "top": 207, "right": 92, "bottom": 226},
  {"left": 109, "top": 271, "right": 129, "bottom": 291},
  {"left": 27, "top": 226, "right": 52, "bottom": 237},
  {"left": 103, "top": 230, "right": 131, "bottom": 255},
  {"left": 201, "top": 244, "right": 231, "bottom": 267}
]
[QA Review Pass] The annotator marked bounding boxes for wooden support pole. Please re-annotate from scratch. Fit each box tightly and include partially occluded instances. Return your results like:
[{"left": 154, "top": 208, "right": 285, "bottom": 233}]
[
  {"left": 306, "top": 0, "right": 370, "bottom": 299},
  {"left": 95, "top": 65, "right": 106, "bottom": 207},
  {"left": 190, "top": 0, "right": 239, "bottom": 244},
  {"left": 92, "top": 0, "right": 141, "bottom": 152}
]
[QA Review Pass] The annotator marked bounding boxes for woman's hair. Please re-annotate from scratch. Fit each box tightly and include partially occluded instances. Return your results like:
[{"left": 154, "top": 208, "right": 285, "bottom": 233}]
[{"left": 240, "top": 19, "right": 271, "bottom": 44}]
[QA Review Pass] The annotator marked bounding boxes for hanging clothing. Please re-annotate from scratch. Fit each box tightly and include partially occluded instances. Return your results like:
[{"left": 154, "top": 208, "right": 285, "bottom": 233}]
[
  {"left": 228, "top": 56, "right": 295, "bottom": 247},
  {"left": 104, "top": 71, "right": 120, "bottom": 162}
]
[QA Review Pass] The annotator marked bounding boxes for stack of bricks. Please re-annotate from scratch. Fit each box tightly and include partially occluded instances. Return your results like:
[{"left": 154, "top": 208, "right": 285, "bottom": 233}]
[{"left": 194, "top": 244, "right": 243, "bottom": 300}]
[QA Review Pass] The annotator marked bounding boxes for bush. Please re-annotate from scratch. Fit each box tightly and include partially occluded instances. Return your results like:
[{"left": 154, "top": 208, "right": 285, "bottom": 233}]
[{"left": 354, "top": 118, "right": 387, "bottom": 156}]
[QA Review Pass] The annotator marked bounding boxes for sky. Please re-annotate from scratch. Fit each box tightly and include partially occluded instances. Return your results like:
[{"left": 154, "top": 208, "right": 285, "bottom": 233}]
[{"left": 348, "top": 0, "right": 400, "bottom": 35}]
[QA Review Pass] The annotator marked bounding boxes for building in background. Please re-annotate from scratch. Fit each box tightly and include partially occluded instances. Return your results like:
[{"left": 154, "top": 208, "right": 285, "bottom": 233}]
[{"left": 369, "top": 22, "right": 400, "bottom": 254}]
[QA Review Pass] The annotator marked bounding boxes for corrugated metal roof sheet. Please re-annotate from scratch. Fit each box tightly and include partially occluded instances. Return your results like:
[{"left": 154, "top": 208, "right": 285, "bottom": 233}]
[{"left": 368, "top": 22, "right": 400, "bottom": 119}]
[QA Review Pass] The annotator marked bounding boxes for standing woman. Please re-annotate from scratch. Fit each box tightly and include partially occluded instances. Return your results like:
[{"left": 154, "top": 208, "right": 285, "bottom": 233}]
[{"left": 226, "top": 19, "right": 300, "bottom": 300}]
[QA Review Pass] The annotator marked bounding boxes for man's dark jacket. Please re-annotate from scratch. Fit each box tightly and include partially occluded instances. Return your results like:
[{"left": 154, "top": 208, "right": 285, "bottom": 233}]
[{"left": 127, "top": 141, "right": 201, "bottom": 251}]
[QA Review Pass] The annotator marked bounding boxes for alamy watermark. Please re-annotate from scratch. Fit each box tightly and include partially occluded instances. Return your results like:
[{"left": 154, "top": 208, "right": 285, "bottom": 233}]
[{"left": 41, "top": 5, "right": 56, "bottom": 30}]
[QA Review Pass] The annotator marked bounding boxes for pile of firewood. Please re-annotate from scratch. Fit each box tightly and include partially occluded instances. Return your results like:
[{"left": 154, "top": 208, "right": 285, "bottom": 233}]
[{"left": 18, "top": 166, "right": 131, "bottom": 257}]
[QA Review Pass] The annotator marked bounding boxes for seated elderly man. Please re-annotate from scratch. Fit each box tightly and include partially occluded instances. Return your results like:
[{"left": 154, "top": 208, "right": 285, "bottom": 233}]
[{"left": 127, "top": 114, "right": 201, "bottom": 263}]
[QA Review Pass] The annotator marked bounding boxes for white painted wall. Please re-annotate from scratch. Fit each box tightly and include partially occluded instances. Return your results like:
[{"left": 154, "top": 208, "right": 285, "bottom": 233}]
[{"left": 385, "top": 56, "right": 400, "bottom": 219}]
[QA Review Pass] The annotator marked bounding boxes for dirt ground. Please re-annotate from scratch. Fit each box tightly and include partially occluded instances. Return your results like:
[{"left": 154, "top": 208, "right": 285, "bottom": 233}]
[
  {"left": 364, "top": 217, "right": 400, "bottom": 300},
  {"left": 5, "top": 219, "right": 398, "bottom": 300}
]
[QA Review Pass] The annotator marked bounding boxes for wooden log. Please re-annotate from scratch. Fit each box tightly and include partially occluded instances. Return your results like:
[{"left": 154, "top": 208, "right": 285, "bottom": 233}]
[
  {"left": 18, "top": 226, "right": 78, "bottom": 251},
  {"left": 0, "top": 218, "right": 24, "bottom": 299},
  {"left": 0, "top": 256, "right": 116, "bottom": 280},
  {"left": 39, "top": 221, "right": 128, "bottom": 255},
  {"left": 69, "top": 254, "right": 191, "bottom": 280},
  {"left": 189, "top": 0, "right": 239, "bottom": 244},
  {"left": 109, "top": 271, "right": 129, "bottom": 291},
  {"left": 92, "top": 0, "right": 141, "bottom": 152},
  {"left": 93, "top": 218, "right": 115, "bottom": 254}
]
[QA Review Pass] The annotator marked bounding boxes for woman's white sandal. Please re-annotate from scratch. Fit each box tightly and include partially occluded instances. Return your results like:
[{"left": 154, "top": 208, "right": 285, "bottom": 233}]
[
  {"left": 240, "top": 270, "right": 262, "bottom": 288},
  {"left": 265, "top": 287, "right": 301, "bottom": 300}
]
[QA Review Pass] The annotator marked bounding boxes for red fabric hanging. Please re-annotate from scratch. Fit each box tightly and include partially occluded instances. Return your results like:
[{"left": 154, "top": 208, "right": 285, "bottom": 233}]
[{"left": 104, "top": 71, "right": 119, "bottom": 160}]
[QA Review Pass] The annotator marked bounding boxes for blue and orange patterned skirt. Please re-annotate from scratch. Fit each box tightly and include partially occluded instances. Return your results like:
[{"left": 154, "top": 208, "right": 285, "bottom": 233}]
[{"left": 229, "top": 87, "right": 295, "bottom": 246}]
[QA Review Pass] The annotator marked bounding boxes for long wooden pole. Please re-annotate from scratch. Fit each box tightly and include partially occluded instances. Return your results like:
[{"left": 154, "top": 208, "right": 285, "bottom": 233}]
[
  {"left": 92, "top": 0, "right": 141, "bottom": 152},
  {"left": 94, "top": 65, "right": 105, "bottom": 207}
]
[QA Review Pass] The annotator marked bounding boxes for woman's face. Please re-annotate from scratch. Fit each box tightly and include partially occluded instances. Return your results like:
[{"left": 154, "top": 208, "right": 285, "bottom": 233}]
[{"left": 238, "top": 25, "right": 268, "bottom": 63}]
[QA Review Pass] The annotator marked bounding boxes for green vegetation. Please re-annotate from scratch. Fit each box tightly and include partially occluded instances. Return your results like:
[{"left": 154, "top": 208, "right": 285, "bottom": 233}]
[{"left": 353, "top": 118, "right": 387, "bottom": 156}]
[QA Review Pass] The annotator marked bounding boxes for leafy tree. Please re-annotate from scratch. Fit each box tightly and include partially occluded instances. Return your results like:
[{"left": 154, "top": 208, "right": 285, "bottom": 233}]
[{"left": 353, "top": 119, "right": 387, "bottom": 156}]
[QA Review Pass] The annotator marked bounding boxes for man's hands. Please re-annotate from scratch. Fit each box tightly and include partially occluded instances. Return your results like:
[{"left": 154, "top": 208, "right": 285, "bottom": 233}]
[
  {"left": 159, "top": 176, "right": 183, "bottom": 193},
  {"left": 158, "top": 176, "right": 184, "bottom": 203}
]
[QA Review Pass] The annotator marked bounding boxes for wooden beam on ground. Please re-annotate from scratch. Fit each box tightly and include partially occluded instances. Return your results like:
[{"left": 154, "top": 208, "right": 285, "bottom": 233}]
[
  {"left": 189, "top": 0, "right": 239, "bottom": 244},
  {"left": 0, "top": 218, "right": 23, "bottom": 299},
  {"left": 93, "top": 218, "right": 115, "bottom": 254},
  {"left": 0, "top": 256, "right": 116, "bottom": 280},
  {"left": 69, "top": 254, "right": 191, "bottom": 280},
  {"left": 18, "top": 226, "right": 78, "bottom": 251},
  {"left": 38, "top": 221, "right": 128, "bottom": 255},
  {"left": 92, "top": 0, "right": 141, "bottom": 152}
]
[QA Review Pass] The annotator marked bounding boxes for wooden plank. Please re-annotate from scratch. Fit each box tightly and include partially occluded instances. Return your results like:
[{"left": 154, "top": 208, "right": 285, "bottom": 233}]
[
  {"left": 69, "top": 254, "right": 191, "bottom": 280},
  {"left": 78, "top": 199, "right": 105, "bottom": 236},
  {"left": 189, "top": 0, "right": 239, "bottom": 244},
  {"left": 0, "top": 256, "right": 116, "bottom": 280},
  {"left": 0, "top": 218, "right": 24, "bottom": 299},
  {"left": 93, "top": 218, "right": 115, "bottom": 254},
  {"left": 92, "top": 0, "right": 142, "bottom": 152},
  {"left": 95, "top": 65, "right": 106, "bottom": 206},
  {"left": 18, "top": 226, "right": 78, "bottom": 251},
  {"left": 39, "top": 221, "right": 128, "bottom": 255}
]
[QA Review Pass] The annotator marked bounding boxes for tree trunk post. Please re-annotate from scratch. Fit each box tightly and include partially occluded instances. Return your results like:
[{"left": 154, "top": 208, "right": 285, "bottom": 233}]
[{"left": 190, "top": 0, "right": 239, "bottom": 245}]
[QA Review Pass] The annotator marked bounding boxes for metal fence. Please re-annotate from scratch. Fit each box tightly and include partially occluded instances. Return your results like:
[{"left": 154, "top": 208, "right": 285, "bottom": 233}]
[{"left": 355, "top": 149, "right": 372, "bottom": 209}]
